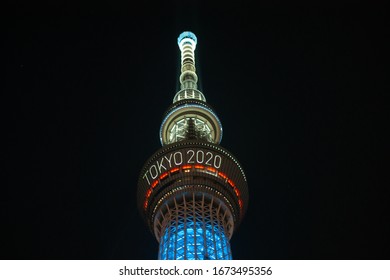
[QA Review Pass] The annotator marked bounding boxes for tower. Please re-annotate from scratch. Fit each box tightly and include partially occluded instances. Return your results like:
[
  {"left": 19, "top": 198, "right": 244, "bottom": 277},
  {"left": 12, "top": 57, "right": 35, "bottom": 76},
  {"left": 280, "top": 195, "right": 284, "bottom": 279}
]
[{"left": 137, "top": 31, "right": 248, "bottom": 260}]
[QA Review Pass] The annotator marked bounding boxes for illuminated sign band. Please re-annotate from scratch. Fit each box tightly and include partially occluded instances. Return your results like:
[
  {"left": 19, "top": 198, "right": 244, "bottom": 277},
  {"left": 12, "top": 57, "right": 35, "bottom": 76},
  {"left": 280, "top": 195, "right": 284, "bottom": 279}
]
[
  {"left": 142, "top": 149, "right": 222, "bottom": 184},
  {"left": 137, "top": 141, "right": 248, "bottom": 219},
  {"left": 142, "top": 163, "right": 243, "bottom": 211}
]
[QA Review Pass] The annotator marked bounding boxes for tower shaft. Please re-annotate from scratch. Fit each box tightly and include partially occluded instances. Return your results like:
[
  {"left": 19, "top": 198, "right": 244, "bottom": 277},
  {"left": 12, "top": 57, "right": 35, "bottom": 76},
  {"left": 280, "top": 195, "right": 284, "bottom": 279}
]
[{"left": 137, "top": 32, "right": 248, "bottom": 260}]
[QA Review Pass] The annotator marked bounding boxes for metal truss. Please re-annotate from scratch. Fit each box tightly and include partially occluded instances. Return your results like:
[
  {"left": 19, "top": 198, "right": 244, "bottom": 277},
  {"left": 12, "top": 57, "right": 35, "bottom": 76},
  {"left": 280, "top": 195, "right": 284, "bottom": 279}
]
[{"left": 155, "top": 192, "right": 233, "bottom": 260}]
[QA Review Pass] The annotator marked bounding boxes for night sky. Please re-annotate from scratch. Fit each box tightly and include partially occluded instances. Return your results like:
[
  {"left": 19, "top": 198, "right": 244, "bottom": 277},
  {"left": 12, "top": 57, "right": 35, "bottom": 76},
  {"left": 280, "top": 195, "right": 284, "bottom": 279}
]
[{"left": 4, "top": 2, "right": 388, "bottom": 260}]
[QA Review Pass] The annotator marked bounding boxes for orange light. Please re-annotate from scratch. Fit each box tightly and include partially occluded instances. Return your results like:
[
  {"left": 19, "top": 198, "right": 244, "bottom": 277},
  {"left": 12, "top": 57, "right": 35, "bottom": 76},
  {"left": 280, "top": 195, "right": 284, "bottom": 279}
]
[
  {"left": 170, "top": 167, "right": 180, "bottom": 173},
  {"left": 146, "top": 188, "right": 152, "bottom": 198},
  {"left": 227, "top": 179, "right": 235, "bottom": 187},
  {"left": 159, "top": 172, "right": 169, "bottom": 180},
  {"left": 182, "top": 165, "right": 192, "bottom": 170},
  {"left": 206, "top": 166, "right": 216, "bottom": 173},
  {"left": 194, "top": 164, "right": 204, "bottom": 169},
  {"left": 218, "top": 171, "right": 228, "bottom": 180},
  {"left": 234, "top": 188, "right": 240, "bottom": 197},
  {"left": 238, "top": 199, "right": 243, "bottom": 209},
  {"left": 151, "top": 180, "right": 158, "bottom": 188},
  {"left": 144, "top": 201, "right": 148, "bottom": 209}
]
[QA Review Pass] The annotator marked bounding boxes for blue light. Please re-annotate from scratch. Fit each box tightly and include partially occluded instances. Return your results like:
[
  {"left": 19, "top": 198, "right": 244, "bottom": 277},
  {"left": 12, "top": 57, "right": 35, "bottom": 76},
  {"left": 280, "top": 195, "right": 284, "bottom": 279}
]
[
  {"left": 159, "top": 219, "right": 232, "bottom": 260},
  {"left": 177, "top": 31, "right": 198, "bottom": 46}
]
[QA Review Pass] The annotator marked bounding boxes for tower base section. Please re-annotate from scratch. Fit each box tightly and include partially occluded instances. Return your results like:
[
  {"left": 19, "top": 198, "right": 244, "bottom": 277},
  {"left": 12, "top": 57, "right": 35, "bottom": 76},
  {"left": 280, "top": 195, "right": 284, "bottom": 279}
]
[{"left": 156, "top": 191, "right": 233, "bottom": 260}]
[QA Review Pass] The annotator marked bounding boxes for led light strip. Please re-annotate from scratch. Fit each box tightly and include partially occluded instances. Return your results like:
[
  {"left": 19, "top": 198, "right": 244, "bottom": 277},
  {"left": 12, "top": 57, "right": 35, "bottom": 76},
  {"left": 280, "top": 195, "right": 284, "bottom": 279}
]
[{"left": 143, "top": 164, "right": 243, "bottom": 211}]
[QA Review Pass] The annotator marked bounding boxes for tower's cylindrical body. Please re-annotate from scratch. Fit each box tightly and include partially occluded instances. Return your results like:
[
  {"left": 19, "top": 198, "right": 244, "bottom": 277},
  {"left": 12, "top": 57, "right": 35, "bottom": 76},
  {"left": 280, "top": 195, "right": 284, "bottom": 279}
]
[{"left": 137, "top": 32, "right": 248, "bottom": 260}]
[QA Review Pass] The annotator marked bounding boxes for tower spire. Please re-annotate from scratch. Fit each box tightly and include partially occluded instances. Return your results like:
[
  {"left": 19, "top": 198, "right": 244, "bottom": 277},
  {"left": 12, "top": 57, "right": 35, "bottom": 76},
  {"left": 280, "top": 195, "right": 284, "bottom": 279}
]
[
  {"left": 177, "top": 31, "right": 198, "bottom": 90},
  {"left": 160, "top": 32, "right": 221, "bottom": 145},
  {"left": 173, "top": 31, "right": 206, "bottom": 103}
]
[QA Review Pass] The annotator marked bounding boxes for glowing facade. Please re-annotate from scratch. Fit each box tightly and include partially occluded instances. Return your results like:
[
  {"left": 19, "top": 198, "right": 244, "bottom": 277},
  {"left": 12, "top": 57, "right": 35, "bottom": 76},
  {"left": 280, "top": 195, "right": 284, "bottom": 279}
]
[{"left": 137, "top": 31, "right": 248, "bottom": 260}]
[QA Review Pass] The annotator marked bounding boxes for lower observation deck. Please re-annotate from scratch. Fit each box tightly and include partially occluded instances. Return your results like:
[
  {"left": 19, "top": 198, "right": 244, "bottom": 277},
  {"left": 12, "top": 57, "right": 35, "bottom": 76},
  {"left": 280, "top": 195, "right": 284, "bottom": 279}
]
[{"left": 137, "top": 140, "right": 248, "bottom": 238}]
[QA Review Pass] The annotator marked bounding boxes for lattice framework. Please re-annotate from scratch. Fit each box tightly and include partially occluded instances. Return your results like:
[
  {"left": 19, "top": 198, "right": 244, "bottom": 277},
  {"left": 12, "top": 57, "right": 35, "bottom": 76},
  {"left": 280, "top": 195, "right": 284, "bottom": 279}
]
[{"left": 155, "top": 192, "right": 233, "bottom": 260}]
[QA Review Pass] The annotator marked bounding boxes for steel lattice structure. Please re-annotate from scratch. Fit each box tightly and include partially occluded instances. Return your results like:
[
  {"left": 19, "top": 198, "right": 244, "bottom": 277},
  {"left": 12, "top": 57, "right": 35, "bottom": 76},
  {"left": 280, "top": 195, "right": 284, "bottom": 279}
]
[
  {"left": 156, "top": 191, "right": 233, "bottom": 260},
  {"left": 137, "top": 32, "right": 248, "bottom": 260}
]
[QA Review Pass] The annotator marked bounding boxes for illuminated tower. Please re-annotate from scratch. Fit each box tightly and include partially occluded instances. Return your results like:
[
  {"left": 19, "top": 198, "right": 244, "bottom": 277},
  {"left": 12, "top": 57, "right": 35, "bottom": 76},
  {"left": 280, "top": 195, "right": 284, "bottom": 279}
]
[{"left": 137, "top": 31, "right": 248, "bottom": 260}]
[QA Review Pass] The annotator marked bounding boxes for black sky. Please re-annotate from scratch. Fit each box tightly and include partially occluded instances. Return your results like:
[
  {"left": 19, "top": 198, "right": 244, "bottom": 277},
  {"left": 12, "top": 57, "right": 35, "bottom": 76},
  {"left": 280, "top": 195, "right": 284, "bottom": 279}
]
[{"left": 3, "top": 1, "right": 388, "bottom": 260}]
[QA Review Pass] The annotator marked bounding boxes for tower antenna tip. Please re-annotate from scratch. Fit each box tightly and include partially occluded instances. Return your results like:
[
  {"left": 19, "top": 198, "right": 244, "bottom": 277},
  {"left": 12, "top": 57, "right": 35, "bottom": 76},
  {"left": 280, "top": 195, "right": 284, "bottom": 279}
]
[{"left": 177, "top": 31, "right": 197, "bottom": 46}]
